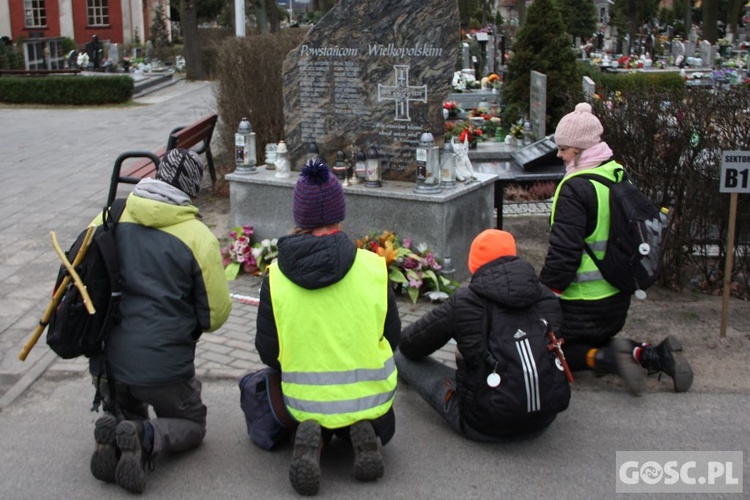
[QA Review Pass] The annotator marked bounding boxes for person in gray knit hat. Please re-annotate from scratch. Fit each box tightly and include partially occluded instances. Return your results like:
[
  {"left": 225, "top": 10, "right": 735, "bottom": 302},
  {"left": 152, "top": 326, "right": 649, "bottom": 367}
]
[
  {"left": 251, "top": 158, "right": 401, "bottom": 495},
  {"left": 87, "top": 147, "right": 231, "bottom": 493},
  {"left": 540, "top": 102, "right": 693, "bottom": 397}
]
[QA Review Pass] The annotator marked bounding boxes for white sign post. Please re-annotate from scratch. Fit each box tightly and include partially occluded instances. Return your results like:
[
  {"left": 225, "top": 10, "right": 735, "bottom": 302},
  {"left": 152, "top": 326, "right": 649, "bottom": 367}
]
[{"left": 719, "top": 151, "right": 750, "bottom": 337}]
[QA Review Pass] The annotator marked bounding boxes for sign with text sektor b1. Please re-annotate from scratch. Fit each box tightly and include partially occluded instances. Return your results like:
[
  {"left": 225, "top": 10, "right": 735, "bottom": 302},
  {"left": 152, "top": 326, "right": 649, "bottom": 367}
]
[{"left": 720, "top": 151, "right": 750, "bottom": 193}]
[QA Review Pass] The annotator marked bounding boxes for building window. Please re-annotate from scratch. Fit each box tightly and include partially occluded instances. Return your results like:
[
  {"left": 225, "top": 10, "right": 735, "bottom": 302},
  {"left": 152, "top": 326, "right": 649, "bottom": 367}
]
[
  {"left": 24, "top": 0, "right": 47, "bottom": 28},
  {"left": 87, "top": 0, "right": 110, "bottom": 26}
]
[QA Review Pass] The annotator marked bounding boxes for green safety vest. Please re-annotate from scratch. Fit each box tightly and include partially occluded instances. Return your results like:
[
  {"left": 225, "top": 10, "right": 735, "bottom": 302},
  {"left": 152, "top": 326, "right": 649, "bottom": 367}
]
[
  {"left": 550, "top": 161, "right": 622, "bottom": 301},
  {"left": 269, "top": 249, "right": 396, "bottom": 428}
]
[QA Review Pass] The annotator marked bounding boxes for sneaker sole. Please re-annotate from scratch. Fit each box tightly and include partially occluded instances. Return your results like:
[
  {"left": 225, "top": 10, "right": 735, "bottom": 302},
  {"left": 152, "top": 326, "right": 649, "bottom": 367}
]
[
  {"left": 115, "top": 421, "right": 146, "bottom": 494},
  {"left": 612, "top": 337, "right": 645, "bottom": 397},
  {"left": 90, "top": 414, "right": 118, "bottom": 483},
  {"left": 289, "top": 421, "right": 322, "bottom": 496},
  {"left": 664, "top": 336, "right": 694, "bottom": 393},
  {"left": 350, "top": 421, "right": 383, "bottom": 481}
]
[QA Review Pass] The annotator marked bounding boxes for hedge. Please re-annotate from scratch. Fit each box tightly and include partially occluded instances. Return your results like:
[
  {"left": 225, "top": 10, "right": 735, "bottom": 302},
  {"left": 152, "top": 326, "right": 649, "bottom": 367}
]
[
  {"left": 0, "top": 75, "right": 133, "bottom": 104},
  {"left": 589, "top": 71, "right": 686, "bottom": 96}
]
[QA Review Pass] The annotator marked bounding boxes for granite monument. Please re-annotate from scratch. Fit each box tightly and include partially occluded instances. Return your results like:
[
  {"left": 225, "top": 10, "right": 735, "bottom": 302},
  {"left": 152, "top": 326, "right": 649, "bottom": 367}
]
[{"left": 281, "top": 0, "right": 460, "bottom": 181}]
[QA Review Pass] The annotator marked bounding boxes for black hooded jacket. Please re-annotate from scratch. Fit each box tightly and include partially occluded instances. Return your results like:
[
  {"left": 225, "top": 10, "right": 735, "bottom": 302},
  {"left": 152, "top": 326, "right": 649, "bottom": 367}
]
[{"left": 399, "top": 256, "right": 562, "bottom": 436}]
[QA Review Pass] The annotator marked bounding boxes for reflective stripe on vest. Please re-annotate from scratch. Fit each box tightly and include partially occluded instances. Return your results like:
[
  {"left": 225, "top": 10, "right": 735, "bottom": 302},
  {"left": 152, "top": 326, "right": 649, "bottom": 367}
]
[
  {"left": 551, "top": 161, "right": 621, "bottom": 300},
  {"left": 269, "top": 249, "right": 396, "bottom": 428}
]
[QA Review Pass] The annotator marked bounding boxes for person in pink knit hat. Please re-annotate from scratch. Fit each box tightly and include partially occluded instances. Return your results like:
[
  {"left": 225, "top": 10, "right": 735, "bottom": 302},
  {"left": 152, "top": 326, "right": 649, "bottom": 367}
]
[{"left": 539, "top": 102, "right": 693, "bottom": 396}]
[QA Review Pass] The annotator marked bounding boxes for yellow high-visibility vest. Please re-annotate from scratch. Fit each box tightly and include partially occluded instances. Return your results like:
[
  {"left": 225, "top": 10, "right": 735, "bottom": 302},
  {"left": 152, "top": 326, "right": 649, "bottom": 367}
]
[
  {"left": 269, "top": 249, "right": 396, "bottom": 428},
  {"left": 550, "top": 161, "right": 622, "bottom": 300}
]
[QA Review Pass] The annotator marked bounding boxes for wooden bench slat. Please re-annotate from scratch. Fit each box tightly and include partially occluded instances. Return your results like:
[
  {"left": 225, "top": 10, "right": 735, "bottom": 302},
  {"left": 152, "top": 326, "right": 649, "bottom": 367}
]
[{"left": 107, "top": 113, "right": 218, "bottom": 206}]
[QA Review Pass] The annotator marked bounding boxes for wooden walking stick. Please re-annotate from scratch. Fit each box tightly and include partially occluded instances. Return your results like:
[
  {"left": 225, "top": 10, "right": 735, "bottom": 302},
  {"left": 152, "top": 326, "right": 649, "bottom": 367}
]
[{"left": 18, "top": 227, "right": 96, "bottom": 361}]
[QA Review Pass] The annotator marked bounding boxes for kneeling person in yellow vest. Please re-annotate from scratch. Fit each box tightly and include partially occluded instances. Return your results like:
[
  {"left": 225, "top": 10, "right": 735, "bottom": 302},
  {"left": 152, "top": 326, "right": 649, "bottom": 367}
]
[{"left": 255, "top": 159, "right": 401, "bottom": 496}]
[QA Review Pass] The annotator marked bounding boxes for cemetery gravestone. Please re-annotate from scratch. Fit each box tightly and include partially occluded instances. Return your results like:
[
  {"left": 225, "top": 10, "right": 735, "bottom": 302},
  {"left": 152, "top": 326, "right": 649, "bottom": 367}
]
[
  {"left": 529, "top": 71, "right": 547, "bottom": 141},
  {"left": 583, "top": 76, "right": 596, "bottom": 102},
  {"left": 700, "top": 40, "right": 712, "bottom": 67},
  {"left": 281, "top": 0, "right": 460, "bottom": 181}
]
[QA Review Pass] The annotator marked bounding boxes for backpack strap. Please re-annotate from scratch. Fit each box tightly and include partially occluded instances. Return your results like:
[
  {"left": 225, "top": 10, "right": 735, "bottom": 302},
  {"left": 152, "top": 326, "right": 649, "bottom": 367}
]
[
  {"left": 91, "top": 198, "right": 127, "bottom": 417},
  {"left": 576, "top": 173, "right": 617, "bottom": 271}
]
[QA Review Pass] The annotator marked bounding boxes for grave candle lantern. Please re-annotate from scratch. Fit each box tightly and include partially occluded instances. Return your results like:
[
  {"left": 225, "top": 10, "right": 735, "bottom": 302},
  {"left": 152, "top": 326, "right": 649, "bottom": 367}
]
[
  {"left": 414, "top": 132, "right": 441, "bottom": 193},
  {"left": 440, "top": 140, "right": 457, "bottom": 189},
  {"left": 355, "top": 151, "right": 367, "bottom": 182},
  {"left": 365, "top": 146, "right": 382, "bottom": 188},
  {"left": 234, "top": 117, "right": 257, "bottom": 174},
  {"left": 332, "top": 150, "right": 348, "bottom": 180}
]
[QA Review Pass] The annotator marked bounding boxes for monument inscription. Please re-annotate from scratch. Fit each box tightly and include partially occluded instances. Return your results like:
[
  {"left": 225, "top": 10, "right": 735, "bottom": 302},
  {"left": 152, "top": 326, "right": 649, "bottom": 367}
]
[{"left": 282, "top": 0, "right": 460, "bottom": 181}]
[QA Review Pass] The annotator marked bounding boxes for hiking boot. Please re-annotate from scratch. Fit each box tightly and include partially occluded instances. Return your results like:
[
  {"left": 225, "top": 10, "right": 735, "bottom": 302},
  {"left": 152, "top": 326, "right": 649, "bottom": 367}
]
[
  {"left": 289, "top": 420, "right": 323, "bottom": 496},
  {"left": 350, "top": 420, "right": 384, "bottom": 482},
  {"left": 595, "top": 337, "right": 645, "bottom": 397},
  {"left": 90, "top": 413, "right": 119, "bottom": 483},
  {"left": 114, "top": 420, "right": 150, "bottom": 494},
  {"left": 640, "top": 336, "right": 694, "bottom": 393}
]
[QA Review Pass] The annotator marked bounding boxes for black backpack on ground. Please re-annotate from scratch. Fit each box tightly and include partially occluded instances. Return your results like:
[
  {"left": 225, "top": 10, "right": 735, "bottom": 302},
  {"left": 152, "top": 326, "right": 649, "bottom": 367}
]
[
  {"left": 579, "top": 168, "right": 665, "bottom": 295},
  {"left": 46, "top": 199, "right": 127, "bottom": 359},
  {"left": 481, "top": 306, "right": 571, "bottom": 420}
]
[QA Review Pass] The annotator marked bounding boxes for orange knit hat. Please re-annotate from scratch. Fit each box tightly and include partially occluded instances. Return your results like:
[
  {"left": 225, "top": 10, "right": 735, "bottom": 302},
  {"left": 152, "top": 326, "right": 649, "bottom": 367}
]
[{"left": 468, "top": 229, "right": 517, "bottom": 274}]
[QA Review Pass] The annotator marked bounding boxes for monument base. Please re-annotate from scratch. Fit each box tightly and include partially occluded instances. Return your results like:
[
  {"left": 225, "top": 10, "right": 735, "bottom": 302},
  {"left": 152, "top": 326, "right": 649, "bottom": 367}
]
[{"left": 226, "top": 168, "right": 497, "bottom": 281}]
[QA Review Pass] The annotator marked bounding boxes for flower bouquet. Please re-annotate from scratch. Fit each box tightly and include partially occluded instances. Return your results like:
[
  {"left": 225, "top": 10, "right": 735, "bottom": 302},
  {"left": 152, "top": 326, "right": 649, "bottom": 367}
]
[
  {"left": 355, "top": 230, "right": 459, "bottom": 304},
  {"left": 222, "top": 225, "right": 279, "bottom": 280},
  {"left": 444, "top": 101, "right": 461, "bottom": 118}
]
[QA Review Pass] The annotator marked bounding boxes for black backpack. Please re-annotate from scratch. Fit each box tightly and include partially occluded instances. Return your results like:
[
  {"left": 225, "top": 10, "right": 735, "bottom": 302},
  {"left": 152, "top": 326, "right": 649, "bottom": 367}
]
[
  {"left": 46, "top": 199, "right": 127, "bottom": 359},
  {"left": 580, "top": 168, "right": 665, "bottom": 295},
  {"left": 482, "top": 307, "right": 571, "bottom": 420}
]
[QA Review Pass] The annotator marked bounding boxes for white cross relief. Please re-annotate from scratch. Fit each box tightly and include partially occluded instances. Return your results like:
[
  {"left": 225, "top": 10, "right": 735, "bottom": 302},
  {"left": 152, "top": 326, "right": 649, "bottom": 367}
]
[{"left": 378, "top": 65, "right": 427, "bottom": 121}]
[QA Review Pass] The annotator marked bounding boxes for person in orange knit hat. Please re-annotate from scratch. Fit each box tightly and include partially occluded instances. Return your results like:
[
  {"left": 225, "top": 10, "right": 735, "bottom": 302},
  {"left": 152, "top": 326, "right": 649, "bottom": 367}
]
[{"left": 395, "top": 229, "right": 569, "bottom": 442}]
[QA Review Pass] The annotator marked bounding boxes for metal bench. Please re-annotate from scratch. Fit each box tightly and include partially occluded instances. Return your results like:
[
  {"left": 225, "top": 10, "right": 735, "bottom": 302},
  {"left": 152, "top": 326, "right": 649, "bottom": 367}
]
[{"left": 106, "top": 113, "right": 218, "bottom": 206}]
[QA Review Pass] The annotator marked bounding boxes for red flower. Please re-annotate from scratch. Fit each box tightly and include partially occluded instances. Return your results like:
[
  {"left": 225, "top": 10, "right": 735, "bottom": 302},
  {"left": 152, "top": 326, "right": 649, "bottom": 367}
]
[{"left": 459, "top": 130, "right": 472, "bottom": 143}]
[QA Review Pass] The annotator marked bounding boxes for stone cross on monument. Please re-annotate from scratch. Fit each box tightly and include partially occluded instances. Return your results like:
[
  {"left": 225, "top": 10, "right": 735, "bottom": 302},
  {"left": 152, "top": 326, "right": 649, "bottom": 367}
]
[{"left": 377, "top": 65, "right": 427, "bottom": 122}]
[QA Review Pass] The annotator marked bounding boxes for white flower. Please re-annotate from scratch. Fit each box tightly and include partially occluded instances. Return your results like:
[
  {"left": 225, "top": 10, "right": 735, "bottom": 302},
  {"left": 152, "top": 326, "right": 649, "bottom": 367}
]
[{"left": 425, "top": 291, "right": 449, "bottom": 302}]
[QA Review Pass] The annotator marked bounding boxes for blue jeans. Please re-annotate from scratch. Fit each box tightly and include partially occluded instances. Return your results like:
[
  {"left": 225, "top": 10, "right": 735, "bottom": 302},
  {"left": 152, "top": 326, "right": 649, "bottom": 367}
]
[{"left": 394, "top": 350, "right": 533, "bottom": 443}]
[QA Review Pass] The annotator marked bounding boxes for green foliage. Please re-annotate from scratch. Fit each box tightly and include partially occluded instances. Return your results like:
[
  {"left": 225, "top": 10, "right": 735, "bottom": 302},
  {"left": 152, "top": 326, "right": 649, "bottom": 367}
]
[
  {"left": 150, "top": 2, "right": 171, "bottom": 48},
  {"left": 558, "top": 0, "right": 597, "bottom": 41},
  {"left": 612, "top": 0, "right": 660, "bottom": 37},
  {"left": 0, "top": 43, "right": 24, "bottom": 70},
  {"left": 590, "top": 71, "right": 686, "bottom": 96},
  {"left": 0, "top": 76, "right": 133, "bottom": 104},
  {"left": 61, "top": 37, "right": 77, "bottom": 53},
  {"left": 502, "top": 0, "right": 579, "bottom": 130}
]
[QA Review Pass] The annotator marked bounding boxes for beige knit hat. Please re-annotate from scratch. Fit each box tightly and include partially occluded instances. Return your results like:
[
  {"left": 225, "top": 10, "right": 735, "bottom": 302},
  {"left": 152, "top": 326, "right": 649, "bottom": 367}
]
[{"left": 554, "top": 102, "right": 603, "bottom": 150}]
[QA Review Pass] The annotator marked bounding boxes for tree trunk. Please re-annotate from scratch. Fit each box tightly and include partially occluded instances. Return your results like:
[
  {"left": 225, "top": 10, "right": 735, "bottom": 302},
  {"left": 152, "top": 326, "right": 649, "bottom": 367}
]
[
  {"left": 683, "top": 0, "right": 691, "bottom": 36},
  {"left": 269, "top": 0, "right": 280, "bottom": 33},
  {"left": 627, "top": 0, "right": 638, "bottom": 55},
  {"left": 728, "top": 0, "right": 743, "bottom": 41},
  {"left": 702, "top": 0, "right": 718, "bottom": 43},
  {"left": 256, "top": 0, "right": 269, "bottom": 33},
  {"left": 180, "top": 0, "right": 205, "bottom": 80}
]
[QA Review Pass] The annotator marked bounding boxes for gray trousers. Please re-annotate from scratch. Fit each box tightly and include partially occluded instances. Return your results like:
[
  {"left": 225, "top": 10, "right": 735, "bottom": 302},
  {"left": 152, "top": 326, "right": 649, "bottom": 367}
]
[
  {"left": 394, "top": 350, "right": 549, "bottom": 443},
  {"left": 95, "top": 377, "right": 207, "bottom": 455}
]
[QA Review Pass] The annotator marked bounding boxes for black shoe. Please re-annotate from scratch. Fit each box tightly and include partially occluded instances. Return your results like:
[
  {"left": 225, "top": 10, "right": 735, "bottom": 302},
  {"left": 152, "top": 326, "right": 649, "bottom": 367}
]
[
  {"left": 350, "top": 421, "right": 384, "bottom": 482},
  {"left": 90, "top": 413, "right": 119, "bottom": 483},
  {"left": 114, "top": 420, "right": 147, "bottom": 494},
  {"left": 289, "top": 420, "right": 322, "bottom": 496},
  {"left": 640, "top": 336, "right": 694, "bottom": 393},
  {"left": 596, "top": 337, "right": 645, "bottom": 396}
]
